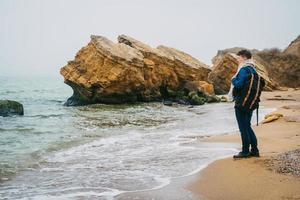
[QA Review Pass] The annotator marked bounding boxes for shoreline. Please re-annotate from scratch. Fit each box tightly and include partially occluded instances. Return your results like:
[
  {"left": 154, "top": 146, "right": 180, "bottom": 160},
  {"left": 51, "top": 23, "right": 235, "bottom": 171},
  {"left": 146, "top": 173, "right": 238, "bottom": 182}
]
[
  {"left": 113, "top": 90, "right": 292, "bottom": 200},
  {"left": 2, "top": 88, "right": 299, "bottom": 200},
  {"left": 187, "top": 89, "right": 300, "bottom": 200},
  {"left": 114, "top": 98, "right": 276, "bottom": 200}
]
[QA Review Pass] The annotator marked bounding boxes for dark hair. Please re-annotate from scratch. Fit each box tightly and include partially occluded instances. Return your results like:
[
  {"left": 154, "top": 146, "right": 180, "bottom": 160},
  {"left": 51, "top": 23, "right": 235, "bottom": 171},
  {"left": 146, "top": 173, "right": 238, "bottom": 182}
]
[{"left": 237, "top": 49, "right": 252, "bottom": 59}]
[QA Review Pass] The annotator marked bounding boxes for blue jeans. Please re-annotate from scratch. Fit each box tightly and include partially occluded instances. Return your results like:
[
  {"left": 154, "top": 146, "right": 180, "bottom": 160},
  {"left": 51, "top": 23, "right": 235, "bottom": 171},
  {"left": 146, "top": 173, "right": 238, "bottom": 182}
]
[{"left": 235, "top": 107, "right": 258, "bottom": 153}]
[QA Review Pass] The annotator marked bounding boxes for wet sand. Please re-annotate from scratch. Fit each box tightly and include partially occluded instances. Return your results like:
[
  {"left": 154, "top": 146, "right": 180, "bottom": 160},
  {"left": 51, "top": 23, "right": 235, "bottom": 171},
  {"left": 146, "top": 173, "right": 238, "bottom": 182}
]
[{"left": 188, "top": 89, "right": 300, "bottom": 200}]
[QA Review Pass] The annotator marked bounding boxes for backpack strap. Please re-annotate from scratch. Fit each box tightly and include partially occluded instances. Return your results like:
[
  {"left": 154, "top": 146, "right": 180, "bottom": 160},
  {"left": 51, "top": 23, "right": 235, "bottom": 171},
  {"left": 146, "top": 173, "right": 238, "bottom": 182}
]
[
  {"left": 250, "top": 75, "right": 261, "bottom": 109},
  {"left": 242, "top": 73, "right": 254, "bottom": 107},
  {"left": 256, "top": 107, "right": 259, "bottom": 126}
]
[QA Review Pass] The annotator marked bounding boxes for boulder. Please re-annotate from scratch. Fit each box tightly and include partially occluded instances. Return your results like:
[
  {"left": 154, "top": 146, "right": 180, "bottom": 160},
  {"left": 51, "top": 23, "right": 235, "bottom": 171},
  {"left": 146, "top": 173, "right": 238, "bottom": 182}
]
[
  {"left": 208, "top": 53, "right": 277, "bottom": 94},
  {"left": 265, "top": 113, "right": 283, "bottom": 119},
  {"left": 262, "top": 113, "right": 283, "bottom": 124},
  {"left": 60, "top": 35, "right": 214, "bottom": 106},
  {"left": 188, "top": 91, "right": 206, "bottom": 105},
  {"left": 0, "top": 100, "right": 24, "bottom": 117}
]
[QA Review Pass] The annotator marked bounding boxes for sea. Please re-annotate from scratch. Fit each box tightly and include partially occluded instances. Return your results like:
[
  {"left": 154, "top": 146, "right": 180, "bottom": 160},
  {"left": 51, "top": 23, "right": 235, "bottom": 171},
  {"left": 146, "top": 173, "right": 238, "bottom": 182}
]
[{"left": 0, "top": 76, "right": 273, "bottom": 200}]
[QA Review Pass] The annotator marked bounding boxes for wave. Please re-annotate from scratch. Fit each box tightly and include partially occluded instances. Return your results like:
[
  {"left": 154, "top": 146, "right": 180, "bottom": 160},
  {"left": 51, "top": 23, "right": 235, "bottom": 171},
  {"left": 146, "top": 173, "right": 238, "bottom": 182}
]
[
  {"left": 46, "top": 99, "right": 64, "bottom": 103},
  {"left": 0, "top": 127, "right": 35, "bottom": 132},
  {"left": 26, "top": 114, "right": 64, "bottom": 119}
]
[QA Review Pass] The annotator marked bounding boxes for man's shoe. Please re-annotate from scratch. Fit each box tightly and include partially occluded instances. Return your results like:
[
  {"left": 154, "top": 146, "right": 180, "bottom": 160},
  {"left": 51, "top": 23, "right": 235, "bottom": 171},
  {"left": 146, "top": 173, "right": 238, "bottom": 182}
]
[
  {"left": 233, "top": 151, "right": 251, "bottom": 159},
  {"left": 250, "top": 150, "right": 260, "bottom": 157}
]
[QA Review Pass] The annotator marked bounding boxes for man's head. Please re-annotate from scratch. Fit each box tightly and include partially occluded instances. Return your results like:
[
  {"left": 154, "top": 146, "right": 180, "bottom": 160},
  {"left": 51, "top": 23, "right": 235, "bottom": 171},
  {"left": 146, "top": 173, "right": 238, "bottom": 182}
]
[{"left": 236, "top": 49, "right": 252, "bottom": 64}]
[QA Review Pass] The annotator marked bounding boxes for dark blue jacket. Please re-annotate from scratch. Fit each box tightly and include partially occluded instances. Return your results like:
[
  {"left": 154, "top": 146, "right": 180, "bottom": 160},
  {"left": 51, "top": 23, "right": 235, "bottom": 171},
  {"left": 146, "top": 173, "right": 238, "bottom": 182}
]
[
  {"left": 232, "top": 66, "right": 257, "bottom": 101},
  {"left": 232, "top": 66, "right": 257, "bottom": 89}
]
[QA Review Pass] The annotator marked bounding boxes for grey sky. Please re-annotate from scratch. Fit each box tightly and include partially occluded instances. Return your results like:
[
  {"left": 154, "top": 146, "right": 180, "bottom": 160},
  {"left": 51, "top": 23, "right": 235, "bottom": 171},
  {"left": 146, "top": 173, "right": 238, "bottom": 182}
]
[{"left": 0, "top": 0, "right": 299, "bottom": 77}]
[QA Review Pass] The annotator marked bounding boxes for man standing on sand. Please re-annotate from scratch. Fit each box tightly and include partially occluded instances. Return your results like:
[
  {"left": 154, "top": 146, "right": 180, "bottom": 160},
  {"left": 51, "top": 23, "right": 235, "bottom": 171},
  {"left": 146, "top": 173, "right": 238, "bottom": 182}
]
[{"left": 228, "top": 50, "right": 260, "bottom": 159}]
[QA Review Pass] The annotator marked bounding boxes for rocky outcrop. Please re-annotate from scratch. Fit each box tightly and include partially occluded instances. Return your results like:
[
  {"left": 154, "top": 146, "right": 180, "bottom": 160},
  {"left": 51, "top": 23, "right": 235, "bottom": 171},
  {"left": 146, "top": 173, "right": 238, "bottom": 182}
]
[
  {"left": 211, "top": 35, "right": 300, "bottom": 89},
  {"left": 208, "top": 53, "right": 277, "bottom": 94},
  {"left": 0, "top": 100, "right": 24, "bottom": 117},
  {"left": 257, "top": 48, "right": 300, "bottom": 88},
  {"left": 284, "top": 35, "right": 300, "bottom": 58},
  {"left": 61, "top": 34, "right": 300, "bottom": 104},
  {"left": 60, "top": 35, "right": 214, "bottom": 106},
  {"left": 212, "top": 47, "right": 260, "bottom": 65},
  {"left": 256, "top": 35, "right": 300, "bottom": 88}
]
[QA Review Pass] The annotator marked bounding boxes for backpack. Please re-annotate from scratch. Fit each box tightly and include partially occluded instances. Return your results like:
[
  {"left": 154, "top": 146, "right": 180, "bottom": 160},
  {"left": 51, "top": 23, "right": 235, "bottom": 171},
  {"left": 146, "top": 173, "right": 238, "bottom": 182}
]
[{"left": 233, "top": 65, "right": 266, "bottom": 125}]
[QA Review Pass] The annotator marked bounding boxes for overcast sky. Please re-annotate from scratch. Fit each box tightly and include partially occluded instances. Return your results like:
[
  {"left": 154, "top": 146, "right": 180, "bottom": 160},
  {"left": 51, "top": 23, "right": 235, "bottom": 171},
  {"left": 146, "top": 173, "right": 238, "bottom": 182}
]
[{"left": 0, "top": 0, "right": 299, "bottom": 77}]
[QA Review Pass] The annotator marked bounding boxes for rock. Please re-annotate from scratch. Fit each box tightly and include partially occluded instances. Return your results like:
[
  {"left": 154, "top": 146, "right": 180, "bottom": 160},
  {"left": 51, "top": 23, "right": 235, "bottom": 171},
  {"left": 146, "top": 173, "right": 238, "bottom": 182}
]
[
  {"left": 220, "top": 96, "right": 228, "bottom": 102},
  {"left": 118, "top": 35, "right": 210, "bottom": 74},
  {"left": 257, "top": 47, "right": 300, "bottom": 88},
  {"left": 188, "top": 91, "right": 206, "bottom": 105},
  {"left": 60, "top": 35, "right": 213, "bottom": 105},
  {"left": 183, "top": 81, "right": 215, "bottom": 96},
  {"left": 208, "top": 53, "right": 238, "bottom": 94},
  {"left": 163, "top": 100, "right": 173, "bottom": 106},
  {"left": 211, "top": 47, "right": 260, "bottom": 65},
  {"left": 206, "top": 35, "right": 300, "bottom": 90},
  {"left": 262, "top": 113, "right": 283, "bottom": 124},
  {"left": 205, "top": 95, "right": 221, "bottom": 103},
  {"left": 265, "top": 113, "right": 283, "bottom": 119},
  {"left": 208, "top": 53, "right": 277, "bottom": 94},
  {"left": 0, "top": 100, "right": 24, "bottom": 117},
  {"left": 118, "top": 35, "right": 211, "bottom": 83},
  {"left": 177, "top": 99, "right": 190, "bottom": 105},
  {"left": 262, "top": 116, "right": 280, "bottom": 124},
  {"left": 283, "top": 35, "right": 300, "bottom": 58}
]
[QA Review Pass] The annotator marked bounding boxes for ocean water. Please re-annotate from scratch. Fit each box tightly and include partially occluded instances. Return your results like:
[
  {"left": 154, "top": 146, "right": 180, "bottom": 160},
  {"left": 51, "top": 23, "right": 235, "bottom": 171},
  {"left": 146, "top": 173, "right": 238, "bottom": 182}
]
[{"left": 0, "top": 76, "right": 273, "bottom": 200}]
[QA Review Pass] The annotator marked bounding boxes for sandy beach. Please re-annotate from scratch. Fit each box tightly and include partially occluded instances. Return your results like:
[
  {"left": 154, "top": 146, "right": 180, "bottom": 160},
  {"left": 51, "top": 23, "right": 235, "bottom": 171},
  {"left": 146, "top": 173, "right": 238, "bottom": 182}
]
[{"left": 188, "top": 89, "right": 300, "bottom": 200}]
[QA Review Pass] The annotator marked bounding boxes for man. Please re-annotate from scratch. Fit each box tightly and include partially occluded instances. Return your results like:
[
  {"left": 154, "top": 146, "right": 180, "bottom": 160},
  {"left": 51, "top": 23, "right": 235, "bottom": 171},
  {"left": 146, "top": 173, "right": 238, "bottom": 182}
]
[{"left": 231, "top": 50, "right": 260, "bottom": 159}]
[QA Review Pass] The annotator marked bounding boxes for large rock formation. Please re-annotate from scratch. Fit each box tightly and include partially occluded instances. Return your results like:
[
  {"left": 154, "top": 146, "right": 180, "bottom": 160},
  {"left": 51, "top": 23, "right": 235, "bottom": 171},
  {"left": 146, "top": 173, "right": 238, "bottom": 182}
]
[
  {"left": 211, "top": 47, "right": 260, "bottom": 65},
  {"left": 257, "top": 48, "right": 300, "bottom": 88},
  {"left": 60, "top": 35, "right": 214, "bottom": 106},
  {"left": 208, "top": 53, "right": 277, "bottom": 94},
  {"left": 259, "top": 35, "right": 300, "bottom": 88},
  {"left": 0, "top": 100, "right": 24, "bottom": 117},
  {"left": 284, "top": 35, "right": 300, "bottom": 57},
  {"left": 256, "top": 35, "right": 300, "bottom": 88},
  {"left": 210, "top": 35, "right": 300, "bottom": 90}
]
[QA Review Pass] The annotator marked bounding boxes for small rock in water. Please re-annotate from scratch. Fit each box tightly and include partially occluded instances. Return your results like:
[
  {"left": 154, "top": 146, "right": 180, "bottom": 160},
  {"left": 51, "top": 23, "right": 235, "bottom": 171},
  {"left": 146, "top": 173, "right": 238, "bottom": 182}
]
[
  {"left": 220, "top": 96, "right": 228, "bottom": 102},
  {"left": 177, "top": 99, "right": 190, "bottom": 105},
  {"left": 163, "top": 100, "right": 173, "bottom": 106},
  {"left": 205, "top": 95, "right": 221, "bottom": 103},
  {"left": 0, "top": 100, "right": 24, "bottom": 117},
  {"left": 188, "top": 91, "right": 205, "bottom": 105}
]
